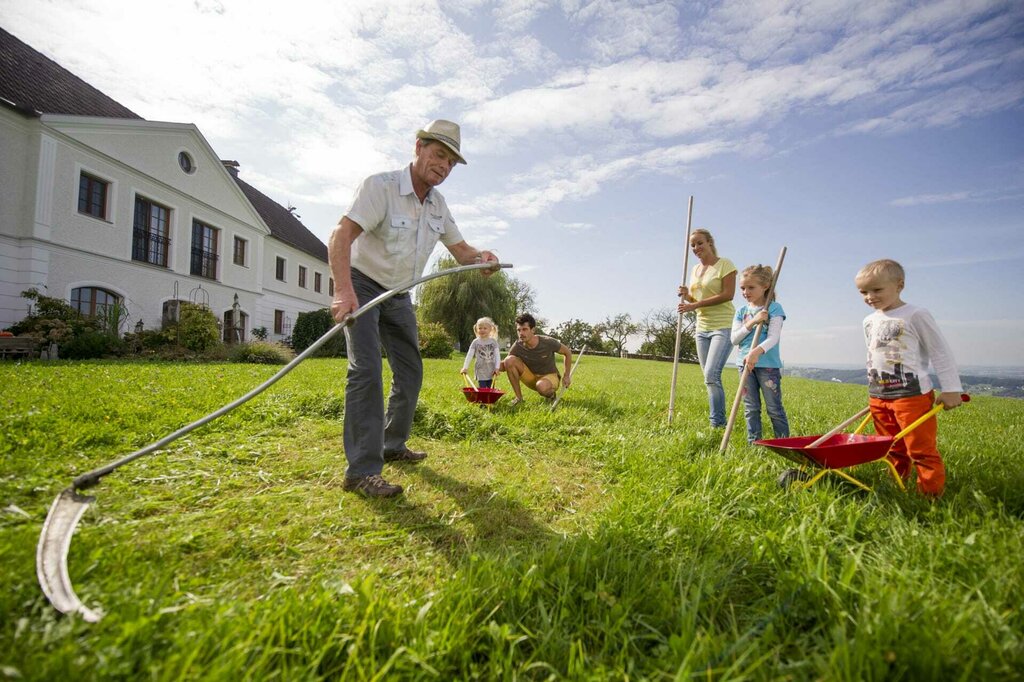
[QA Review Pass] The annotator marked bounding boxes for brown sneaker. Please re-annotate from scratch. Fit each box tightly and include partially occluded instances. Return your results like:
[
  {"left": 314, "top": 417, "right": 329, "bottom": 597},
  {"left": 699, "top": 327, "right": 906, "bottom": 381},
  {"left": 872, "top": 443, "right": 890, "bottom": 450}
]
[
  {"left": 342, "top": 474, "right": 403, "bottom": 497},
  {"left": 383, "top": 447, "right": 427, "bottom": 463}
]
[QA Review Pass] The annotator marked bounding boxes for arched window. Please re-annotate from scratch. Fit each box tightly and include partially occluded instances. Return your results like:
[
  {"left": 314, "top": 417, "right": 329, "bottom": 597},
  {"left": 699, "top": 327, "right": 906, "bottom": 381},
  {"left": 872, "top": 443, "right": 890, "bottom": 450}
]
[{"left": 71, "top": 287, "right": 121, "bottom": 317}]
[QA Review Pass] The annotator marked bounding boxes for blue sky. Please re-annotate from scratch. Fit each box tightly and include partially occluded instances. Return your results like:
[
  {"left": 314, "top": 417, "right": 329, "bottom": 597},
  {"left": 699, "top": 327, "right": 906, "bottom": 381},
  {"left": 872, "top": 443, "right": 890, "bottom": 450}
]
[{"left": 3, "top": 0, "right": 1022, "bottom": 366}]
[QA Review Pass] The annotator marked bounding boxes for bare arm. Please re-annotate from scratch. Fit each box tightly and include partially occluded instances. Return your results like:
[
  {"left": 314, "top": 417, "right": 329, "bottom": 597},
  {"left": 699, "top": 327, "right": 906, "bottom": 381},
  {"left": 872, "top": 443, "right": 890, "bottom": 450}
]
[
  {"left": 446, "top": 240, "right": 500, "bottom": 275},
  {"left": 559, "top": 343, "right": 573, "bottom": 387},
  {"left": 328, "top": 217, "right": 364, "bottom": 322}
]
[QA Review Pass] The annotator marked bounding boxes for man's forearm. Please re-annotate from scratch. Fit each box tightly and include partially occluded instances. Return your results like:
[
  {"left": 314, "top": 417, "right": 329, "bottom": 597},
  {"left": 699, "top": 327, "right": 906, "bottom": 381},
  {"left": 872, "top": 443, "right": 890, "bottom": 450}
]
[{"left": 328, "top": 219, "right": 360, "bottom": 294}]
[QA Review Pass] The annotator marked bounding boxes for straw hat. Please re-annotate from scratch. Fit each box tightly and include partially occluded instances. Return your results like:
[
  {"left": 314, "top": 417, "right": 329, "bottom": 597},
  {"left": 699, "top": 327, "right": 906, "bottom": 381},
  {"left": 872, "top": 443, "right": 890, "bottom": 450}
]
[{"left": 416, "top": 119, "right": 467, "bottom": 165}]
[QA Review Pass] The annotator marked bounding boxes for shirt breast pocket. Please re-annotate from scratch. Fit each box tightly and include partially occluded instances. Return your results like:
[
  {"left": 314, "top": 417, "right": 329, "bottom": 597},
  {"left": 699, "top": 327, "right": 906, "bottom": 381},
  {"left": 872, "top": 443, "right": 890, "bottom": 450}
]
[
  {"left": 387, "top": 215, "right": 413, "bottom": 253},
  {"left": 428, "top": 215, "right": 445, "bottom": 235}
]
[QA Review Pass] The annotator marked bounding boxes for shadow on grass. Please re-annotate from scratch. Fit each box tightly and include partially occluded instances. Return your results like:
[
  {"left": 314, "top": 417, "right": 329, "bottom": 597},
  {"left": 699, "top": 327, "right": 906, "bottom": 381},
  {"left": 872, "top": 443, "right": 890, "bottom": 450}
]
[{"left": 362, "top": 464, "right": 559, "bottom": 565}]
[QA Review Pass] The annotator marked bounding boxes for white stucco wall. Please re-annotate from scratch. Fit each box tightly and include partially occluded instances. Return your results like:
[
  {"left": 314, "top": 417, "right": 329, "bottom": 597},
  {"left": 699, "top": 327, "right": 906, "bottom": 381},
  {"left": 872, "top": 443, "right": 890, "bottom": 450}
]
[
  {"left": 259, "top": 239, "right": 332, "bottom": 339},
  {"left": 0, "top": 112, "right": 330, "bottom": 338},
  {"left": 45, "top": 117, "right": 259, "bottom": 226},
  {"left": 0, "top": 108, "right": 35, "bottom": 240}
]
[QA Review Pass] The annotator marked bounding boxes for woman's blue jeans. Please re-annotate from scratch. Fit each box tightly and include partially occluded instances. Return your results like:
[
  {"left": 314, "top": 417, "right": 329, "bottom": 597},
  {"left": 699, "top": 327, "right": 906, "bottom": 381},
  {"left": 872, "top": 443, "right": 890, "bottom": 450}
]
[
  {"left": 695, "top": 328, "right": 732, "bottom": 427},
  {"left": 740, "top": 366, "right": 790, "bottom": 442}
]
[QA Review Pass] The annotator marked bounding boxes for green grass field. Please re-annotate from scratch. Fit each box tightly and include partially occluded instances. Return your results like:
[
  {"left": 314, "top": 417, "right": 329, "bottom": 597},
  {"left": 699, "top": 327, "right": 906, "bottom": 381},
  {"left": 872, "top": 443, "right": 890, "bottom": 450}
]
[{"left": 2, "top": 356, "right": 1022, "bottom": 680}]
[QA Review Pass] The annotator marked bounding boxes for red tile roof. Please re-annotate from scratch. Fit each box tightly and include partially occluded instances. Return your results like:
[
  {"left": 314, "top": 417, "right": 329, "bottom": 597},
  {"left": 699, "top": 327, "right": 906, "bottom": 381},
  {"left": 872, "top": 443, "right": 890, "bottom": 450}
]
[{"left": 227, "top": 165, "right": 328, "bottom": 263}]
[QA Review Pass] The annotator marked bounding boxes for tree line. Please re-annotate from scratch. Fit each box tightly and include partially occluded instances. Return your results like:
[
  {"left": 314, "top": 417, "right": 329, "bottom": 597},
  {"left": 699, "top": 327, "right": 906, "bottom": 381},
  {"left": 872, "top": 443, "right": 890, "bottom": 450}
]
[{"left": 416, "top": 257, "right": 697, "bottom": 361}]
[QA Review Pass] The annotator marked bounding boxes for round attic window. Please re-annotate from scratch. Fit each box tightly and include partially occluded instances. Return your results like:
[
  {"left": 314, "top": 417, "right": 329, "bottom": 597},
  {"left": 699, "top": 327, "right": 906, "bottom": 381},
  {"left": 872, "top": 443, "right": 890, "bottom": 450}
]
[{"left": 178, "top": 151, "right": 195, "bottom": 174}]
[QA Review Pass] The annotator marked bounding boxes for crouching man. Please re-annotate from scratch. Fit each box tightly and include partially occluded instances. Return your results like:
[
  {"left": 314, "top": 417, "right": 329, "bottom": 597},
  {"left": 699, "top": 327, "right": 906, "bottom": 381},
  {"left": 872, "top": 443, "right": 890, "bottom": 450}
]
[{"left": 501, "top": 313, "right": 572, "bottom": 405}]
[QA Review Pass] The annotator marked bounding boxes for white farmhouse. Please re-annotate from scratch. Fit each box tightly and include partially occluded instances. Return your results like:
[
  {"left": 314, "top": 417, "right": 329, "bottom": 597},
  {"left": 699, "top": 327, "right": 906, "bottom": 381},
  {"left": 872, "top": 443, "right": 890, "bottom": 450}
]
[{"left": 0, "top": 27, "right": 333, "bottom": 343}]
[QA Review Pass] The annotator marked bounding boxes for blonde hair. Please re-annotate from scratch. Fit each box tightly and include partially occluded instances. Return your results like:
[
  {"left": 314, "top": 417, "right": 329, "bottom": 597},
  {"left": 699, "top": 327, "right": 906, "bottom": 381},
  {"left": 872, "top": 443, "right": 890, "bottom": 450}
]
[
  {"left": 741, "top": 264, "right": 777, "bottom": 302},
  {"left": 474, "top": 317, "right": 498, "bottom": 340},
  {"left": 857, "top": 259, "right": 905, "bottom": 284},
  {"left": 690, "top": 228, "right": 718, "bottom": 256}
]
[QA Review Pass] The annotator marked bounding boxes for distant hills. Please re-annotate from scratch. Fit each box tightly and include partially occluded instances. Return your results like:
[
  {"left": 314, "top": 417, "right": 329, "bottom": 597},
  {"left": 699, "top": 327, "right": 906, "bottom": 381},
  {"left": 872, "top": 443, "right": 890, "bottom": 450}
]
[{"left": 783, "top": 366, "right": 1024, "bottom": 399}]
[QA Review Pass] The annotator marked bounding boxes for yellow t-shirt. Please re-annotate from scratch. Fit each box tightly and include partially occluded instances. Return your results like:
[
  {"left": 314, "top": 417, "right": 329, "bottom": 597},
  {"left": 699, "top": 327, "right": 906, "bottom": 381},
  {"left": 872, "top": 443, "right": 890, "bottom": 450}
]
[{"left": 689, "top": 257, "right": 737, "bottom": 331}]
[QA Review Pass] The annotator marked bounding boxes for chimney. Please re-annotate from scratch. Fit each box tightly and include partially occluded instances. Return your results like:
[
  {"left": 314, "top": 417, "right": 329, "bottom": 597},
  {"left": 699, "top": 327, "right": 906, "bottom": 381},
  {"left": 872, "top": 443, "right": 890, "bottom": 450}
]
[{"left": 221, "top": 159, "right": 240, "bottom": 177}]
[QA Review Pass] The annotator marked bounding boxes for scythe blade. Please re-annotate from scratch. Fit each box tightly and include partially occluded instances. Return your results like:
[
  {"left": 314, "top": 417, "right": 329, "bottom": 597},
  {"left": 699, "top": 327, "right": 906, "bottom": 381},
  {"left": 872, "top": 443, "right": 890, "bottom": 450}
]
[{"left": 36, "top": 488, "right": 103, "bottom": 622}]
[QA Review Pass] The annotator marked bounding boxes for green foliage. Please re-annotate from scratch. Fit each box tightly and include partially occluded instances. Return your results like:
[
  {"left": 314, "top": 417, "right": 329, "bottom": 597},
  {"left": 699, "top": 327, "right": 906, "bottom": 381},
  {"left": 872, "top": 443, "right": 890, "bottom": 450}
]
[
  {"left": 61, "top": 329, "right": 127, "bottom": 359},
  {"left": 507, "top": 276, "right": 538, "bottom": 344},
  {"left": 176, "top": 303, "right": 221, "bottom": 353},
  {"left": 638, "top": 308, "right": 697, "bottom": 360},
  {"left": 229, "top": 341, "right": 295, "bottom": 364},
  {"left": 291, "top": 309, "right": 345, "bottom": 357},
  {"left": 551, "top": 318, "right": 607, "bottom": 352},
  {"left": 251, "top": 326, "right": 269, "bottom": 341},
  {"left": 7, "top": 288, "right": 122, "bottom": 356},
  {"left": 417, "top": 256, "right": 516, "bottom": 350},
  {"left": 418, "top": 321, "right": 455, "bottom": 358},
  {"left": 597, "top": 312, "right": 639, "bottom": 355},
  {"left": 2, "top": 357, "right": 1022, "bottom": 679}
]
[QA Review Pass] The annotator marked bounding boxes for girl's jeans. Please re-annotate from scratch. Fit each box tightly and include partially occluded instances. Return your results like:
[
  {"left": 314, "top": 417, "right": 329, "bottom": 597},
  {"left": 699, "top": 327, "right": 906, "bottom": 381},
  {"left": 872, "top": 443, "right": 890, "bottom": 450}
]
[
  {"left": 740, "top": 366, "right": 790, "bottom": 442},
  {"left": 696, "top": 328, "right": 732, "bottom": 427}
]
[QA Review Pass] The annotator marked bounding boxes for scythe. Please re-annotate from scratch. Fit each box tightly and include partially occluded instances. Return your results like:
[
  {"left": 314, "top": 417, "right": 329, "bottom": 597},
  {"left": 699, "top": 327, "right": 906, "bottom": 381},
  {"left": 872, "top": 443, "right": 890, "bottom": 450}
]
[{"left": 37, "top": 261, "right": 510, "bottom": 621}]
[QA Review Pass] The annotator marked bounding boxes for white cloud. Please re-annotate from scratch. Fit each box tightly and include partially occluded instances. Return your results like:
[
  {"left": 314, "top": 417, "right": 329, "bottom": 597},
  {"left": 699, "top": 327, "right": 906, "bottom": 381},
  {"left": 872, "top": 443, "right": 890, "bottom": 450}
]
[
  {"left": 889, "top": 191, "right": 972, "bottom": 207},
  {"left": 470, "top": 136, "right": 756, "bottom": 218},
  {"left": 557, "top": 221, "right": 594, "bottom": 232},
  {"left": 571, "top": 0, "right": 684, "bottom": 62},
  {"left": 2, "top": 0, "right": 1021, "bottom": 257}
]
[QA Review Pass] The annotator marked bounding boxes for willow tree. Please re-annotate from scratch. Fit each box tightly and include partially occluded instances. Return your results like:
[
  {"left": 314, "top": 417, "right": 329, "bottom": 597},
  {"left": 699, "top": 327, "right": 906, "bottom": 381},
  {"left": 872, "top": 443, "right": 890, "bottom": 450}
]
[{"left": 416, "top": 256, "right": 517, "bottom": 350}]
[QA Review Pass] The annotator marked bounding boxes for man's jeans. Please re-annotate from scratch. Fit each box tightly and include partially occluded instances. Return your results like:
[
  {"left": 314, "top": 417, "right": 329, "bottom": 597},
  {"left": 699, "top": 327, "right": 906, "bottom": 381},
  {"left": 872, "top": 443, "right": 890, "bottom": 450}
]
[
  {"left": 343, "top": 270, "right": 422, "bottom": 478},
  {"left": 740, "top": 366, "right": 790, "bottom": 442},
  {"left": 695, "top": 328, "right": 732, "bottom": 427}
]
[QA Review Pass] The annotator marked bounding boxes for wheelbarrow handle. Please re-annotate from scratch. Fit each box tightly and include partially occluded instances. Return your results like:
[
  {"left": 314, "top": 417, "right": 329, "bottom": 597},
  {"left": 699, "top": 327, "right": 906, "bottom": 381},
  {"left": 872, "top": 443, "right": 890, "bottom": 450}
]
[
  {"left": 891, "top": 393, "right": 970, "bottom": 442},
  {"left": 462, "top": 373, "right": 478, "bottom": 390},
  {"left": 806, "top": 407, "right": 871, "bottom": 448}
]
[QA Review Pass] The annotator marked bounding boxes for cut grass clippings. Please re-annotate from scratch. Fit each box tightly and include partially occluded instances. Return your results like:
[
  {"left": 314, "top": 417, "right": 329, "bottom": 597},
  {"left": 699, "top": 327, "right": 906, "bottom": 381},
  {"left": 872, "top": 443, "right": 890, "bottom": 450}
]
[{"left": 1, "top": 356, "right": 1023, "bottom": 680}]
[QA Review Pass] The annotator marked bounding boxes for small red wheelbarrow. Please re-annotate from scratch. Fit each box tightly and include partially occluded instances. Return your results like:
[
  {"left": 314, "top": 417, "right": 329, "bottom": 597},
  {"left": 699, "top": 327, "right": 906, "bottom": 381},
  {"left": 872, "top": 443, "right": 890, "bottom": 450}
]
[
  {"left": 756, "top": 394, "right": 970, "bottom": 492},
  {"left": 461, "top": 374, "right": 506, "bottom": 406}
]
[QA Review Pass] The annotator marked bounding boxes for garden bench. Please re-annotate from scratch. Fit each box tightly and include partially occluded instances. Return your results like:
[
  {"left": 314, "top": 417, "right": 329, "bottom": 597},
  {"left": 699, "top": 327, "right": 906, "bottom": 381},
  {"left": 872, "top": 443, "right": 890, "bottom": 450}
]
[{"left": 0, "top": 336, "right": 37, "bottom": 360}]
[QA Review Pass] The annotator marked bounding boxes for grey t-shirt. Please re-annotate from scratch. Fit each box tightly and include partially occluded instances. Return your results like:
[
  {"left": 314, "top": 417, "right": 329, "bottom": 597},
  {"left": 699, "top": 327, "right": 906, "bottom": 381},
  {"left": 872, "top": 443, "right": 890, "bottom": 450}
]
[{"left": 508, "top": 335, "right": 562, "bottom": 375}]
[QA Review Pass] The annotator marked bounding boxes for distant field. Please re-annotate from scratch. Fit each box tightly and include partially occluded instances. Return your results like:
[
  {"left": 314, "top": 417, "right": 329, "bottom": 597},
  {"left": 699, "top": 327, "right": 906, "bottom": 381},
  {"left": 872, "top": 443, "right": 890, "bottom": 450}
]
[
  {"left": 785, "top": 365, "right": 1024, "bottom": 399},
  {"left": 2, "top": 356, "right": 1022, "bottom": 680}
]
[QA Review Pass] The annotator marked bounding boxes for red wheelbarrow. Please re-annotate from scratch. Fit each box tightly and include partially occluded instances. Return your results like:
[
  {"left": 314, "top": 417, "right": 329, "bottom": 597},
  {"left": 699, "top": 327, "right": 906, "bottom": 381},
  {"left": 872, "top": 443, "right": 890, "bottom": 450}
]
[
  {"left": 461, "top": 374, "right": 506, "bottom": 406},
  {"left": 756, "top": 394, "right": 970, "bottom": 492}
]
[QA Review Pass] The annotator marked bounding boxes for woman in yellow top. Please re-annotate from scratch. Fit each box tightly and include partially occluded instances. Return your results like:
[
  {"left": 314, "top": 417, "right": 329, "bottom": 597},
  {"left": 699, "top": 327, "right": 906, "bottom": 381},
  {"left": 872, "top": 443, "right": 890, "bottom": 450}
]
[{"left": 677, "top": 228, "right": 737, "bottom": 428}]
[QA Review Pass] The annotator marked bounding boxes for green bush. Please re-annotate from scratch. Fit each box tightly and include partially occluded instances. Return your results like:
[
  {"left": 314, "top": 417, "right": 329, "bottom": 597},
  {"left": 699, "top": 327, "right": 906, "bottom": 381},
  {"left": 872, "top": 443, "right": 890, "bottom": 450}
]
[
  {"left": 229, "top": 341, "right": 295, "bottom": 365},
  {"left": 292, "top": 309, "right": 346, "bottom": 357},
  {"left": 177, "top": 303, "right": 221, "bottom": 353},
  {"left": 61, "top": 330, "right": 126, "bottom": 359},
  {"left": 7, "top": 286, "right": 114, "bottom": 352},
  {"left": 418, "top": 321, "right": 454, "bottom": 359}
]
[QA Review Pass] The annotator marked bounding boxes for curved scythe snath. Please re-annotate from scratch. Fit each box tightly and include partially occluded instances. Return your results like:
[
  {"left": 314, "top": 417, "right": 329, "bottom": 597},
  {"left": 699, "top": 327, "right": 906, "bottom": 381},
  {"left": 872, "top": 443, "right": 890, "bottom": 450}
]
[{"left": 37, "top": 261, "right": 511, "bottom": 621}]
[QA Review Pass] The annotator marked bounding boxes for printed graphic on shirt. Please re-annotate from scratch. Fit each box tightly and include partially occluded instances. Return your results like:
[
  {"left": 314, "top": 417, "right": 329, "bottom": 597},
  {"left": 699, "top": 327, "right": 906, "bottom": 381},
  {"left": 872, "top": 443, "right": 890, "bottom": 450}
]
[
  {"left": 865, "top": 317, "right": 921, "bottom": 397},
  {"left": 474, "top": 343, "right": 498, "bottom": 371}
]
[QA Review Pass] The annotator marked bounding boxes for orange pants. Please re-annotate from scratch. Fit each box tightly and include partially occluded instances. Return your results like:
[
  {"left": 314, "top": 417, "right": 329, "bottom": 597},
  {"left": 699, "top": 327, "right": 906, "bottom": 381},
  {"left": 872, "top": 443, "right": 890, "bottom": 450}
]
[{"left": 869, "top": 392, "right": 945, "bottom": 496}]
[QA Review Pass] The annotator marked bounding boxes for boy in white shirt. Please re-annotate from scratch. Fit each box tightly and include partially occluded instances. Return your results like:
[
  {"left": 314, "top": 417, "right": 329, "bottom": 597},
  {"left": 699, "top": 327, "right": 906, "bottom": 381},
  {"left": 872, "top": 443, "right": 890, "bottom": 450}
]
[{"left": 856, "top": 259, "right": 963, "bottom": 496}]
